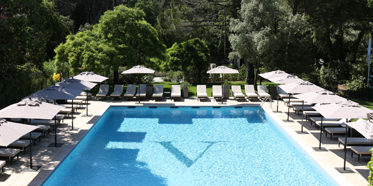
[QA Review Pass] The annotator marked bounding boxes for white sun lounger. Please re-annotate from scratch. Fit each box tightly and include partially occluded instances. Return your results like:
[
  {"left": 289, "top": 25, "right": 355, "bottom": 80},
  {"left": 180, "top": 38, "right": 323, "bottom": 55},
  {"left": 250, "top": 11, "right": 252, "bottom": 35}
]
[
  {"left": 0, "top": 160, "right": 5, "bottom": 172},
  {"left": 123, "top": 84, "right": 136, "bottom": 100},
  {"left": 136, "top": 84, "right": 147, "bottom": 99},
  {"left": 351, "top": 146, "right": 373, "bottom": 161},
  {"left": 231, "top": 85, "right": 245, "bottom": 101},
  {"left": 338, "top": 137, "right": 373, "bottom": 147},
  {"left": 257, "top": 85, "right": 271, "bottom": 99},
  {"left": 152, "top": 85, "right": 164, "bottom": 100},
  {"left": 80, "top": 91, "right": 92, "bottom": 97},
  {"left": 7, "top": 140, "right": 30, "bottom": 154},
  {"left": 212, "top": 85, "right": 222, "bottom": 101},
  {"left": 0, "top": 148, "right": 20, "bottom": 165},
  {"left": 110, "top": 84, "right": 124, "bottom": 99},
  {"left": 73, "top": 96, "right": 87, "bottom": 101},
  {"left": 66, "top": 99, "right": 84, "bottom": 105},
  {"left": 197, "top": 85, "right": 208, "bottom": 101},
  {"left": 171, "top": 85, "right": 181, "bottom": 101},
  {"left": 244, "top": 85, "right": 259, "bottom": 100},
  {"left": 96, "top": 85, "right": 109, "bottom": 99}
]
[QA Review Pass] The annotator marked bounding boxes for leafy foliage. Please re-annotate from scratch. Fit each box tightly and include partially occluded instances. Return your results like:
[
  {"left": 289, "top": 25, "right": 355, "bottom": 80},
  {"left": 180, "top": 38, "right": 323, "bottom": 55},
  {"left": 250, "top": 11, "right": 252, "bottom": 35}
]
[{"left": 164, "top": 38, "right": 210, "bottom": 83}]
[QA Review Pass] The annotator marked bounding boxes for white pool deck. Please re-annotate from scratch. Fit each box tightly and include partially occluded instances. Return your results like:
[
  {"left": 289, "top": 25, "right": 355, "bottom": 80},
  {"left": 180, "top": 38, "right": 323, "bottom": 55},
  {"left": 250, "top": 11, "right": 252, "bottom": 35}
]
[{"left": 0, "top": 96, "right": 369, "bottom": 186}]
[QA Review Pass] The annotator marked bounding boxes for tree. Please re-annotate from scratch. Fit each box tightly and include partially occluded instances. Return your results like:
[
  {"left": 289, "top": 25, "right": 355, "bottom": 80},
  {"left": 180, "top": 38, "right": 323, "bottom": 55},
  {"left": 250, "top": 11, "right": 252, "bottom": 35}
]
[
  {"left": 54, "top": 29, "right": 117, "bottom": 76},
  {"left": 97, "top": 5, "right": 166, "bottom": 83},
  {"left": 55, "top": 5, "right": 166, "bottom": 84},
  {"left": 164, "top": 38, "right": 210, "bottom": 83},
  {"left": 229, "top": 0, "right": 285, "bottom": 87}
]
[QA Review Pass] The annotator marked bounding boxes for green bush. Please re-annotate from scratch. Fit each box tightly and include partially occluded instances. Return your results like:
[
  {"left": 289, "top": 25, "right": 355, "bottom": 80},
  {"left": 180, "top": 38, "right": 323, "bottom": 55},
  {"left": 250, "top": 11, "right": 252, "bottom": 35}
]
[{"left": 343, "top": 87, "right": 373, "bottom": 100}]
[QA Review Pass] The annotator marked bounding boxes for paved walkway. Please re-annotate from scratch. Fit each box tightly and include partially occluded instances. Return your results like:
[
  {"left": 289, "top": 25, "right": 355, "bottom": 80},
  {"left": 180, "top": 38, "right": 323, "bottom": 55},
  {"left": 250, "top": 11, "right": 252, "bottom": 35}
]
[{"left": 0, "top": 96, "right": 369, "bottom": 185}]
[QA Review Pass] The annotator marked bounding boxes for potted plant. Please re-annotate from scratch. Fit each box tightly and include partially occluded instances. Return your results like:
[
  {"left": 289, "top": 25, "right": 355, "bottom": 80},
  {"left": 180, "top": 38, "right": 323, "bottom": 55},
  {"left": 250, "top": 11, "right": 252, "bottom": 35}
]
[
  {"left": 222, "top": 80, "right": 230, "bottom": 99},
  {"left": 143, "top": 75, "right": 154, "bottom": 99},
  {"left": 181, "top": 81, "right": 191, "bottom": 98}
]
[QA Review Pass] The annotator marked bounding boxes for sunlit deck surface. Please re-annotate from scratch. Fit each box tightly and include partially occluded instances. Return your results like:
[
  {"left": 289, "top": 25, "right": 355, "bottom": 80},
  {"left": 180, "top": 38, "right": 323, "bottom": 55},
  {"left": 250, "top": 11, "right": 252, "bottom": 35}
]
[{"left": 0, "top": 96, "right": 368, "bottom": 186}]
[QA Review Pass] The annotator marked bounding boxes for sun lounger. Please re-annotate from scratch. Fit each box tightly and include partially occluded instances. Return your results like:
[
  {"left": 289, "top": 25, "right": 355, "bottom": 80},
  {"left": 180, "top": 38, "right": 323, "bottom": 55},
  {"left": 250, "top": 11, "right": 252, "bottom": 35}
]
[
  {"left": 293, "top": 105, "right": 315, "bottom": 114},
  {"left": 123, "top": 84, "right": 136, "bottom": 100},
  {"left": 66, "top": 99, "right": 84, "bottom": 107},
  {"left": 7, "top": 140, "right": 30, "bottom": 154},
  {"left": 197, "top": 85, "right": 208, "bottom": 101},
  {"left": 310, "top": 117, "right": 340, "bottom": 125},
  {"left": 289, "top": 102, "right": 314, "bottom": 107},
  {"left": 136, "top": 84, "right": 147, "bottom": 99},
  {"left": 96, "top": 84, "right": 109, "bottom": 100},
  {"left": 244, "top": 85, "right": 259, "bottom": 100},
  {"left": 58, "top": 108, "right": 72, "bottom": 117},
  {"left": 257, "top": 85, "right": 271, "bottom": 99},
  {"left": 303, "top": 111, "right": 322, "bottom": 120},
  {"left": 0, "top": 160, "right": 5, "bottom": 172},
  {"left": 33, "top": 125, "right": 50, "bottom": 136},
  {"left": 212, "top": 85, "right": 223, "bottom": 101},
  {"left": 59, "top": 104, "right": 78, "bottom": 112},
  {"left": 277, "top": 87, "right": 290, "bottom": 99},
  {"left": 152, "top": 85, "right": 164, "bottom": 100},
  {"left": 110, "top": 84, "right": 124, "bottom": 99},
  {"left": 283, "top": 98, "right": 303, "bottom": 105},
  {"left": 30, "top": 119, "right": 59, "bottom": 129},
  {"left": 325, "top": 127, "right": 347, "bottom": 139},
  {"left": 231, "top": 85, "right": 245, "bottom": 101},
  {"left": 20, "top": 132, "right": 42, "bottom": 145},
  {"left": 171, "top": 85, "right": 181, "bottom": 101},
  {"left": 73, "top": 96, "right": 87, "bottom": 101},
  {"left": 351, "top": 146, "right": 373, "bottom": 161},
  {"left": 314, "top": 119, "right": 345, "bottom": 129},
  {"left": 80, "top": 91, "right": 92, "bottom": 97},
  {"left": 338, "top": 137, "right": 373, "bottom": 147},
  {"left": 0, "top": 148, "right": 20, "bottom": 165}
]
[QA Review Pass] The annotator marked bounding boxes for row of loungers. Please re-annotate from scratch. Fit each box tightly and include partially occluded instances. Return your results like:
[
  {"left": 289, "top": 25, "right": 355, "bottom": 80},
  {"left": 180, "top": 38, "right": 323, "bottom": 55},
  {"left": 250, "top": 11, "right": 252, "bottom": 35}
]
[
  {"left": 306, "top": 116, "right": 373, "bottom": 162},
  {"left": 0, "top": 116, "right": 65, "bottom": 168},
  {"left": 93, "top": 84, "right": 272, "bottom": 101}
]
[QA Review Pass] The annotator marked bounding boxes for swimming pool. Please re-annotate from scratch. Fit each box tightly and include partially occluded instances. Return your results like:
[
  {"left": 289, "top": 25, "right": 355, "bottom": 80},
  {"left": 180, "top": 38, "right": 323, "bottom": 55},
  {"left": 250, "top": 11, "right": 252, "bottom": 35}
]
[{"left": 43, "top": 106, "right": 338, "bottom": 186}]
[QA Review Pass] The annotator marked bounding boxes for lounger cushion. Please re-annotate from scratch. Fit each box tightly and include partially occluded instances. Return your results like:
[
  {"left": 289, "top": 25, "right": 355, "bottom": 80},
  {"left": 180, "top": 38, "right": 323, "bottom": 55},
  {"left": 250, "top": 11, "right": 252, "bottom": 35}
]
[
  {"left": 351, "top": 146, "right": 373, "bottom": 155},
  {"left": 231, "top": 85, "right": 245, "bottom": 99},
  {"left": 0, "top": 148, "right": 20, "bottom": 159},
  {"left": 338, "top": 138, "right": 372, "bottom": 146},
  {"left": 171, "top": 85, "right": 181, "bottom": 98},
  {"left": 152, "top": 85, "right": 164, "bottom": 98},
  {"left": 197, "top": 85, "right": 208, "bottom": 98},
  {"left": 111, "top": 84, "right": 124, "bottom": 97},
  {"left": 8, "top": 140, "right": 30, "bottom": 150},
  {"left": 212, "top": 85, "right": 222, "bottom": 98}
]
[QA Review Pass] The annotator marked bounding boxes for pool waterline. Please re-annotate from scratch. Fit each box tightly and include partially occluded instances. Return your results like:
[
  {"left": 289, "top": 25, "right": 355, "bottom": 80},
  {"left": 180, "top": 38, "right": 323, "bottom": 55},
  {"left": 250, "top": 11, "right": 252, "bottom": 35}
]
[{"left": 41, "top": 106, "right": 342, "bottom": 185}]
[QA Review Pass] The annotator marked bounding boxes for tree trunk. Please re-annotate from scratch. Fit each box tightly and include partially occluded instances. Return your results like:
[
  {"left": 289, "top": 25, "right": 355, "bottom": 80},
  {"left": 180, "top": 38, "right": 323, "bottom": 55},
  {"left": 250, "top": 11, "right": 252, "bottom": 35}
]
[
  {"left": 246, "top": 62, "right": 254, "bottom": 84},
  {"left": 114, "top": 70, "right": 118, "bottom": 84}
]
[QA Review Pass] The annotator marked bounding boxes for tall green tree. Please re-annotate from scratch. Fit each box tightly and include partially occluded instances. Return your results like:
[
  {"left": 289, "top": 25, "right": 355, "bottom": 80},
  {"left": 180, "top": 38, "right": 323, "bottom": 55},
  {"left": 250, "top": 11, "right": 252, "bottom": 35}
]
[
  {"left": 164, "top": 38, "right": 210, "bottom": 83},
  {"left": 97, "top": 5, "right": 166, "bottom": 83},
  {"left": 229, "top": 0, "right": 285, "bottom": 86},
  {"left": 55, "top": 5, "right": 166, "bottom": 83}
]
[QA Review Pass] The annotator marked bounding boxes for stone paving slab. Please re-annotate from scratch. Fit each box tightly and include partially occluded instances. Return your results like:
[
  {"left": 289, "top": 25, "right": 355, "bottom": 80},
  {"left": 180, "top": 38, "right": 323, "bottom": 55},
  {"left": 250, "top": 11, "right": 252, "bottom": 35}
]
[{"left": 0, "top": 96, "right": 369, "bottom": 185}]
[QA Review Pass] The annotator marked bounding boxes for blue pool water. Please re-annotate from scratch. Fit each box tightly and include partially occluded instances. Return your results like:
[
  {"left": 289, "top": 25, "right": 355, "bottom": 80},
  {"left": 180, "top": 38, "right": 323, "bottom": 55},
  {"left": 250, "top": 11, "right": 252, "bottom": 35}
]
[{"left": 43, "top": 106, "right": 338, "bottom": 186}]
